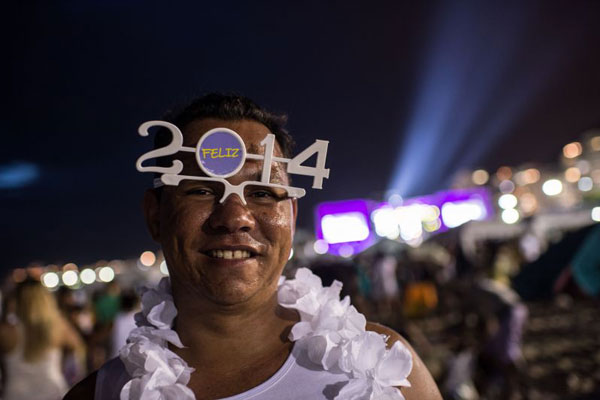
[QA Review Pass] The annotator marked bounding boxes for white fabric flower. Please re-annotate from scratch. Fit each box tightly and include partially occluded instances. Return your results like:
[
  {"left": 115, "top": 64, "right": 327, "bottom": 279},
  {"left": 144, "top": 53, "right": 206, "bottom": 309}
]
[
  {"left": 280, "top": 268, "right": 412, "bottom": 399},
  {"left": 337, "top": 332, "right": 413, "bottom": 400},
  {"left": 119, "top": 269, "right": 413, "bottom": 400},
  {"left": 120, "top": 278, "right": 194, "bottom": 400}
]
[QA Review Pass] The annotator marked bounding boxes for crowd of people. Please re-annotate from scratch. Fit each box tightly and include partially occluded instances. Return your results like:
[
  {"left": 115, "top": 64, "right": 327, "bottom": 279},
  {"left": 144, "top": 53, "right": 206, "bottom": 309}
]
[{"left": 0, "top": 223, "right": 597, "bottom": 400}]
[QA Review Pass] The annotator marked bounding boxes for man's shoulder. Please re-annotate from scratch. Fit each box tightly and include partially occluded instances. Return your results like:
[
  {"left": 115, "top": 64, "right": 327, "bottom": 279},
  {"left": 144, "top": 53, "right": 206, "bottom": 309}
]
[
  {"left": 365, "top": 321, "right": 405, "bottom": 345},
  {"left": 365, "top": 321, "right": 442, "bottom": 400},
  {"left": 63, "top": 371, "right": 97, "bottom": 400}
]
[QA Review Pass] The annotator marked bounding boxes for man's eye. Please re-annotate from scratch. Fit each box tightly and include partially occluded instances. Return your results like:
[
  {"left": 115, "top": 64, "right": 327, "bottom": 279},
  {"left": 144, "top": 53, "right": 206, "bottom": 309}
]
[
  {"left": 249, "top": 190, "right": 274, "bottom": 198},
  {"left": 246, "top": 188, "right": 288, "bottom": 202},
  {"left": 185, "top": 188, "right": 214, "bottom": 196}
]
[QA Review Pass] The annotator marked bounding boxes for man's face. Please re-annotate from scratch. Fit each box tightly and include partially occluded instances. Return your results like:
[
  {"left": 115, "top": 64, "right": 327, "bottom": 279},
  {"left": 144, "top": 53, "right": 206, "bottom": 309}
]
[{"left": 145, "top": 118, "right": 297, "bottom": 306}]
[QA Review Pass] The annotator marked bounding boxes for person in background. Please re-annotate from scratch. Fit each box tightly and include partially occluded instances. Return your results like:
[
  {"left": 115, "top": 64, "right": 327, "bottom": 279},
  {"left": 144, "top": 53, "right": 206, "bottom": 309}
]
[
  {"left": 109, "top": 289, "right": 140, "bottom": 358},
  {"left": 0, "top": 280, "right": 85, "bottom": 400}
]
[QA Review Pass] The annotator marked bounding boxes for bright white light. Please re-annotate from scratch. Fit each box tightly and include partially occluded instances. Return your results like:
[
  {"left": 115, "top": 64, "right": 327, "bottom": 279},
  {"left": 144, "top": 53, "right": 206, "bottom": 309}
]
[
  {"left": 499, "top": 180, "right": 515, "bottom": 194},
  {"left": 42, "top": 272, "right": 59, "bottom": 288},
  {"left": 98, "top": 266, "right": 115, "bottom": 283},
  {"left": 140, "top": 251, "right": 156, "bottom": 267},
  {"left": 321, "top": 213, "right": 370, "bottom": 244},
  {"left": 372, "top": 207, "right": 400, "bottom": 239},
  {"left": 338, "top": 244, "right": 354, "bottom": 258},
  {"left": 80, "top": 268, "right": 96, "bottom": 285},
  {"left": 542, "top": 179, "right": 563, "bottom": 196},
  {"left": 498, "top": 194, "right": 518, "bottom": 210},
  {"left": 592, "top": 207, "right": 600, "bottom": 222},
  {"left": 160, "top": 260, "right": 169, "bottom": 275},
  {"left": 395, "top": 205, "right": 423, "bottom": 240},
  {"left": 62, "top": 270, "right": 78, "bottom": 286},
  {"left": 288, "top": 248, "right": 294, "bottom": 260},
  {"left": 501, "top": 209, "right": 520, "bottom": 224},
  {"left": 578, "top": 177, "right": 593, "bottom": 192},
  {"left": 441, "top": 200, "right": 486, "bottom": 228},
  {"left": 313, "top": 240, "right": 329, "bottom": 255}
]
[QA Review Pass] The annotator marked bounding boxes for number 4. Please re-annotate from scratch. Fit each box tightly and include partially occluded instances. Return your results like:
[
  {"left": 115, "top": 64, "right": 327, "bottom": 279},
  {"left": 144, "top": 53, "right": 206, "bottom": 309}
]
[{"left": 287, "top": 140, "right": 330, "bottom": 189}]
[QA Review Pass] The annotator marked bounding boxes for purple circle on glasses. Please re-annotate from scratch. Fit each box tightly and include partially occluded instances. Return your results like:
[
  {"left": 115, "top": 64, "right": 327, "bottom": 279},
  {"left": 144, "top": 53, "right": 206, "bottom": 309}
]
[{"left": 195, "top": 128, "right": 247, "bottom": 178}]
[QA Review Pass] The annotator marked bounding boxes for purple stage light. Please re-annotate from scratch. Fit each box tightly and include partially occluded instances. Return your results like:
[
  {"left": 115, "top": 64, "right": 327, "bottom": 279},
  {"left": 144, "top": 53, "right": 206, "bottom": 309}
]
[{"left": 314, "top": 199, "right": 377, "bottom": 257}]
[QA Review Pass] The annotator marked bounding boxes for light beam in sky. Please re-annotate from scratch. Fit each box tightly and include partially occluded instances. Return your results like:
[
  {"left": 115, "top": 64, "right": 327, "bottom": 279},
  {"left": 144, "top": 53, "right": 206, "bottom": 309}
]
[{"left": 388, "top": 2, "right": 586, "bottom": 197}]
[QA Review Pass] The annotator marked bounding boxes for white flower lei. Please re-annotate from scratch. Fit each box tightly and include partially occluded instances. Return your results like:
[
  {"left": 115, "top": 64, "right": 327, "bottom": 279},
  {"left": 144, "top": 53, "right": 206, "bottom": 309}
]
[{"left": 119, "top": 268, "right": 412, "bottom": 400}]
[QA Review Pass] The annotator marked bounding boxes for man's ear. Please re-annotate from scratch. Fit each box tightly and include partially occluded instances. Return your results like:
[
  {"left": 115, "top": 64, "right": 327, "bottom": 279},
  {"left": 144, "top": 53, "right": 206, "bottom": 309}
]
[{"left": 143, "top": 189, "right": 161, "bottom": 242}]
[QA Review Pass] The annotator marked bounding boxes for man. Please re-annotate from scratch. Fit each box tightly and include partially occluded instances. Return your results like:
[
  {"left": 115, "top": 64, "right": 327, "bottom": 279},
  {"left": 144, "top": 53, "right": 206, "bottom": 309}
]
[{"left": 65, "top": 93, "right": 441, "bottom": 399}]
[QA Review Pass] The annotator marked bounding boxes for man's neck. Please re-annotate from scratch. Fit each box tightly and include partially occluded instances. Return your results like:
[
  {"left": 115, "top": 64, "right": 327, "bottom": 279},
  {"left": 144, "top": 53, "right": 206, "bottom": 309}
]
[{"left": 170, "top": 287, "right": 298, "bottom": 371}]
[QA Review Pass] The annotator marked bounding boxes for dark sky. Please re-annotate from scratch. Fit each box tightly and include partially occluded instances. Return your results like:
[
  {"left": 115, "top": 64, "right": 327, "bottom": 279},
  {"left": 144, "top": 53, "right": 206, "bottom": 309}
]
[{"left": 3, "top": 1, "right": 600, "bottom": 272}]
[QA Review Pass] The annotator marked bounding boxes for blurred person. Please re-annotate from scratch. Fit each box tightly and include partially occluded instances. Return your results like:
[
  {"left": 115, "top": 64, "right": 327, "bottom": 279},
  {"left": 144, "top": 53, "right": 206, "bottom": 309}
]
[
  {"left": 554, "top": 222, "right": 600, "bottom": 299},
  {"left": 371, "top": 251, "right": 402, "bottom": 320},
  {"left": 0, "top": 280, "right": 84, "bottom": 400},
  {"left": 88, "top": 281, "right": 123, "bottom": 369},
  {"left": 471, "top": 279, "right": 527, "bottom": 399},
  {"left": 109, "top": 290, "right": 140, "bottom": 358},
  {"left": 66, "top": 93, "right": 441, "bottom": 399},
  {"left": 94, "top": 281, "right": 121, "bottom": 325}
]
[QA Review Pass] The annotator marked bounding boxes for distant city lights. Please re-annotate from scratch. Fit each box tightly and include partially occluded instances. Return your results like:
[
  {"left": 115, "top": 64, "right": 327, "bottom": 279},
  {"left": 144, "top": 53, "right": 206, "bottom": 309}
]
[
  {"left": 62, "top": 270, "right": 78, "bottom": 286},
  {"left": 395, "top": 205, "right": 425, "bottom": 240},
  {"left": 563, "top": 142, "right": 582, "bottom": 159},
  {"left": 515, "top": 168, "right": 541, "bottom": 185},
  {"left": 472, "top": 169, "right": 489, "bottom": 185},
  {"left": 63, "top": 263, "right": 78, "bottom": 271},
  {"left": 578, "top": 177, "right": 593, "bottom": 192},
  {"left": 338, "top": 244, "right": 354, "bottom": 258},
  {"left": 387, "top": 193, "right": 403, "bottom": 206},
  {"left": 498, "top": 194, "right": 518, "bottom": 209},
  {"left": 590, "top": 136, "right": 600, "bottom": 152},
  {"left": 519, "top": 193, "right": 538, "bottom": 214},
  {"left": 565, "top": 167, "right": 581, "bottom": 183},
  {"left": 313, "top": 240, "right": 329, "bottom": 255},
  {"left": 592, "top": 170, "right": 600, "bottom": 184},
  {"left": 542, "top": 179, "right": 563, "bottom": 196},
  {"left": 496, "top": 166, "right": 512, "bottom": 181},
  {"left": 576, "top": 160, "right": 591, "bottom": 175},
  {"left": 80, "top": 268, "right": 96, "bottom": 285},
  {"left": 159, "top": 260, "right": 169, "bottom": 275},
  {"left": 140, "top": 251, "right": 156, "bottom": 267},
  {"left": 371, "top": 207, "right": 400, "bottom": 239},
  {"left": 42, "top": 272, "right": 60, "bottom": 288},
  {"left": 592, "top": 207, "right": 600, "bottom": 222},
  {"left": 498, "top": 180, "right": 515, "bottom": 194},
  {"left": 501, "top": 208, "right": 520, "bottom": 224},
  {"left": 98, "top": 266, "right": 115, "bottom": 282},
  {"left": 441, "top": 200, "right": 486, "bottom": 228}
]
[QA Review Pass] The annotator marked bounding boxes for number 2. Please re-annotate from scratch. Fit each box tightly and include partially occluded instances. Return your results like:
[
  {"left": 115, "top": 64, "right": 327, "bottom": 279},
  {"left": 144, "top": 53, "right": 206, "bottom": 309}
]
[{"left": 136, "top": 121, "right": 184, "bottom": 175}]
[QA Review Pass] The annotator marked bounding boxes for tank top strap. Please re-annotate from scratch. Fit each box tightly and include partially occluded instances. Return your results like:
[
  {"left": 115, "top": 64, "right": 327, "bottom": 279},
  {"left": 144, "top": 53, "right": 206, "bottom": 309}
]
[{"left": 95, "top": 357, "right": 131, "bottom": 400}]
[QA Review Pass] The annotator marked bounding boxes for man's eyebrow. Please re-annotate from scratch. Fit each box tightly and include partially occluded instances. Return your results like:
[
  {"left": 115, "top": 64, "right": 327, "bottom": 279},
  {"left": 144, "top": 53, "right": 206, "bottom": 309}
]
[{"left": 247, "top": 162, "right": 287, "bottom": 183}]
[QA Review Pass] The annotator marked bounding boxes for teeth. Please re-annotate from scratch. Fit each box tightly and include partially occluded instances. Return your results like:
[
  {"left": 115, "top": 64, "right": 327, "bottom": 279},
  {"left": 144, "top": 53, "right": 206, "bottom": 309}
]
[{"left": 209, "top": 250, "right": 251, "bottom": 259}]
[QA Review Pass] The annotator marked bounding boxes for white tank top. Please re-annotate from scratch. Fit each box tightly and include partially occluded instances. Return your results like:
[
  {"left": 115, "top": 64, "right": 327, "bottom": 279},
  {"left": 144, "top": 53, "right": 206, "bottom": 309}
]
[
  {"left": 2, "top": 326, "right": 68, "bottom": 400},
  {"left": 95, "top": 343, "right": 352, "bottom": 399}
]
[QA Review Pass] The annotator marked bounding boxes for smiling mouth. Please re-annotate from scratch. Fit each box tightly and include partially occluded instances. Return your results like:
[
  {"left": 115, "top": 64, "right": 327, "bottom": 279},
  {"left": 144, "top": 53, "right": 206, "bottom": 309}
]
[{"left": 207, "top": 249, "right": 254, "bottom": 260}]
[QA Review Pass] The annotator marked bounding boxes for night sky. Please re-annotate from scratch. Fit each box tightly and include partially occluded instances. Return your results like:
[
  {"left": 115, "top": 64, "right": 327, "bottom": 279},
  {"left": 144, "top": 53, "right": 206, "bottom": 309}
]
[{"left": 4, "top": 1, "right": 600, "bottom": 272}]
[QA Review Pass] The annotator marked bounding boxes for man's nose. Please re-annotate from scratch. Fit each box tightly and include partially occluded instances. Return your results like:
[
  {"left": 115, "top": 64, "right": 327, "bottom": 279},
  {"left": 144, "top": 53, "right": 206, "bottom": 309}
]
[{"left": 208, "top": 194, "right": 256, "bottom": 233}]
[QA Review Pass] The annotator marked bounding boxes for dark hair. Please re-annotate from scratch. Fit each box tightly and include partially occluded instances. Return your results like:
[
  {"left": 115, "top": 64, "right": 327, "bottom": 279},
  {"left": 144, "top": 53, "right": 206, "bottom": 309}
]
[{"left": 154, "top": 93, "right": 295, "bottom": 168}]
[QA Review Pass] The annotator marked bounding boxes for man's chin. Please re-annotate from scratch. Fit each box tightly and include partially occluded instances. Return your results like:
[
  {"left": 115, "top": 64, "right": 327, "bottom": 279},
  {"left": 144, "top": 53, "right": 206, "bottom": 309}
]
[{"left": 200, "top": 276, "right": 265, "bottom": 306}]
